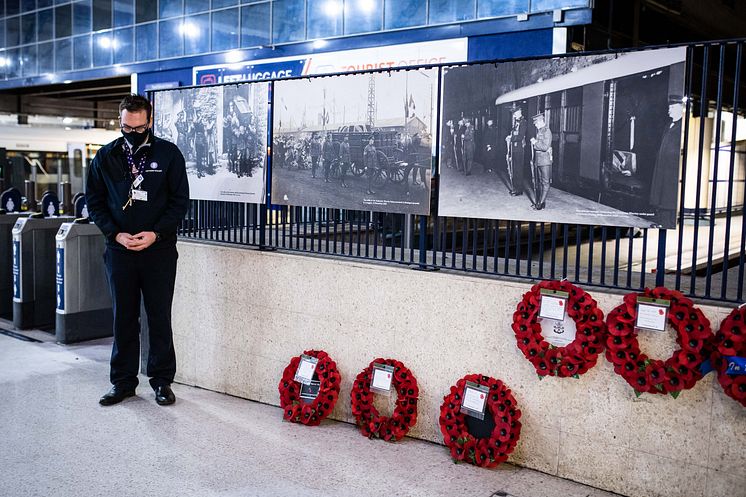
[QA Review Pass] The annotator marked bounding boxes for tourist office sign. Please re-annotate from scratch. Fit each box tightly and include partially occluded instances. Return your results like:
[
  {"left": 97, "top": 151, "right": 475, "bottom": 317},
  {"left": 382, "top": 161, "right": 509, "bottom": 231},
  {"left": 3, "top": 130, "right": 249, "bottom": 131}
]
[{"left": 192, "top": 38, "right": 468, "bottom": 85}]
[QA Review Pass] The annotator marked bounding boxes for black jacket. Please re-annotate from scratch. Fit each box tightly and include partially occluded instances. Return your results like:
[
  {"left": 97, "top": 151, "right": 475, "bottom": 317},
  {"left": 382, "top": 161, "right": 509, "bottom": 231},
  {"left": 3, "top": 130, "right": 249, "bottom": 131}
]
[{"left": 86, "top": 135, "right": 189, "bottom": 250}]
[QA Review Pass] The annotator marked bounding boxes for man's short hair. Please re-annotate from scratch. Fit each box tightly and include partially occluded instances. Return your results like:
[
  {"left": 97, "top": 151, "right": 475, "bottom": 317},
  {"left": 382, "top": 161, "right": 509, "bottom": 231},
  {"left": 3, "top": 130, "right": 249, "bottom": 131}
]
[{"left": 119, "top": 94, "right": 152, "bottom": 121}]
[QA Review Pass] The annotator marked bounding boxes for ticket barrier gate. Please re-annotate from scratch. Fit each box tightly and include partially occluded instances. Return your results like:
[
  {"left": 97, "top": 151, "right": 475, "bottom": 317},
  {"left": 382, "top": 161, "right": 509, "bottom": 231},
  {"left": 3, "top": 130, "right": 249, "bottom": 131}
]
[
  {"left": 55, "top": 220, "right": 112, "bottom": 343},
  {"left": 1, "top": 212, "right": 25, "bottom": 318},
  {"left": 12, "top": 215, "right": 73, "bottom": 329}
]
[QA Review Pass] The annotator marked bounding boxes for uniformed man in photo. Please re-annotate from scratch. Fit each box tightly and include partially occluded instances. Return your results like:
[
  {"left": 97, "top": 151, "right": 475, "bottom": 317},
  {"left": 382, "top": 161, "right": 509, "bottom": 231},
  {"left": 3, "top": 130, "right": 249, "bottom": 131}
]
[
  {"left": 322, "top": 133, "right": 335, "bottom": 183},
  {"left": 86, "top": 94, "right": 189, "bottom": 407},
  {"left": 363, "top": 136, "right": 377, "bottom": 195},
  {"left": 530, "top": 111, "right": 553, "bottom": 210},
  {"left": 309, "top": 133, "right": 321, "bottom": 178},
  {"left": 649, "top": 94, "right": 684, "bottom": 228},
  {"left": 505, "top": 104, "right": 526, "bottom": 196},
  {"left": 339, "top": 135, "right": 351, "bottom": 188}
]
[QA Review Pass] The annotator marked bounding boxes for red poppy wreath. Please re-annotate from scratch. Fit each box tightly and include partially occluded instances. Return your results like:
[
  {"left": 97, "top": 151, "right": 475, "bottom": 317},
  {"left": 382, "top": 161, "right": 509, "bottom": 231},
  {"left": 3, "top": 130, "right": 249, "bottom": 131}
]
[
  {"left": 512, "top": 280, "right": 606, "bottom": 378},
  {"left": 278, "top": 349, "right": 341, "bottom": 426},
  {"left": 605, "top": 287, "right": 712, "bottom": 398},
  {"left": 438, "top": 374, "right": 521, "bottom": 468},
  {"left": 711, "top": 306, "right": 746, "bottom": 407},
  {"left": 350, "top": 358, "right": 419, "bottom": 441}
]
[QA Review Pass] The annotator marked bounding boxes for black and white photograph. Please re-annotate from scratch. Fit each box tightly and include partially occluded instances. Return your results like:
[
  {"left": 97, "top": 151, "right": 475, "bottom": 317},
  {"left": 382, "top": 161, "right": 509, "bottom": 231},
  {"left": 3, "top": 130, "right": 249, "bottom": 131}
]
[
  {"left": 271, "top": 69, "right": 437, "bottom": 215},
  {"left": 154, "top": 83, "right": 269, "bottom": 203},
  {"left": 437, "top": 47, "right": 687, "bottom": 229}
]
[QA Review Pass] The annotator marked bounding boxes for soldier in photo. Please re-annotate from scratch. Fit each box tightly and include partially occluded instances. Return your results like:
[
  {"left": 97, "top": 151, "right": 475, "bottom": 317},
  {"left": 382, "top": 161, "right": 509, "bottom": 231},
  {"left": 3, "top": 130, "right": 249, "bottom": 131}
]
[
  {"left": 482, "top": 119, "right": 497, "bottom": 173},
  {"left": 364, "top": 136, "right": 377, "bottom": 195},
  {"left": 443, "top": 120, "right": 455, "bottom": 169},
  {"left": 463, "top": 120, "right": 475, "bottom": 176},
  {"left": 505, "top": 104, "right": 526, "bottom": 196},
  {"left": 226, "top": 100, "right": 240, "bottom": 175},
  {"left": 310, "top": 133, "right": 321, "bottom": 178},
  {"left": 322, "top": 133, "right": 335, "bottom": 183},
  {"left": 192, "top": 109, "right": 209, "bottom": 178},
  {"left": 530, "top": 111, "right": 553, "bottom": 210},
  {"left": 339, "top": 135, "right": 351, "bottom": 188},
  {"left": 454, "top": 119, "right": 465, "bottom": 172},
  {"left": 649, "top": 94, "right": 684, "bottom": 228},
  {"left": 175, "top": 110, "right": 190, "bottom": 161}
]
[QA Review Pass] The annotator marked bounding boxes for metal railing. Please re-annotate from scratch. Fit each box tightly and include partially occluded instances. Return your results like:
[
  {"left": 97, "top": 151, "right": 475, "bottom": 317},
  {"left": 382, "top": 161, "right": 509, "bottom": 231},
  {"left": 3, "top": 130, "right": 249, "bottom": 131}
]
[{"left": 171, "top": 39, "right": 746, "bottom": 304}]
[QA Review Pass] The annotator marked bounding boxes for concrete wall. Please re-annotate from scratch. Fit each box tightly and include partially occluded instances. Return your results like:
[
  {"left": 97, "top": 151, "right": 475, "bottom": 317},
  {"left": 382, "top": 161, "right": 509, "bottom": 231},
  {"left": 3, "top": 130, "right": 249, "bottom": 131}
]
[{"left": 172, "top": 241, "right": 745, "bottom": 497}]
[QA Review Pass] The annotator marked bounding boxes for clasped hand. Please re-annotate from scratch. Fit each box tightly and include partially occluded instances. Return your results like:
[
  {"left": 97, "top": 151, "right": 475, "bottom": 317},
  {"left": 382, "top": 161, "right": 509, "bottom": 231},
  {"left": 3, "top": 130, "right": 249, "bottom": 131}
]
[{"left": 115, "top": 232, "right": 157, "bottom": 251}]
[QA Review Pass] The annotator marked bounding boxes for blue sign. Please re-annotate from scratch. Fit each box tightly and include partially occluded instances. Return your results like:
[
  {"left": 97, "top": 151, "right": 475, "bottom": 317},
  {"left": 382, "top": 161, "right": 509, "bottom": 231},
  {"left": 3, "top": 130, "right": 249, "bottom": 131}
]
[
  {"left": 195, "top": 60, "right": 306, "bottom": 86},
  {"left": 12, "top": 240, "right": 20, "bottom": 299},
  {"left": 56, "top": 247, "right": 64, "bottom": 311},
  {"left": 725, "top": 356, "right": 746, "bottom": 375}
]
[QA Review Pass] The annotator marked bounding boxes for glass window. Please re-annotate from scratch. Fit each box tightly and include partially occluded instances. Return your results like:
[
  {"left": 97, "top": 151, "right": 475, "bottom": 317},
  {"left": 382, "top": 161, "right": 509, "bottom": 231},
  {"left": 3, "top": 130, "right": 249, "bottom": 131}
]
[
  {"left": 113, "top": 0, "right": 134, "bottom": 27},
  {"left": 55, "top": 4, "right": 72, "bottom": 38},
  {"left": 54, "top": 37, "right": 71, "bottom": 71},
  {"left": 21, "top": 43, "right": 37, "bottom": 77},
  {"left": 211, "top": 7, "right": 239, "bottom": 51},
  {"left": 38, "top": 8, "right": 54, "bottom": 42},
  {"left": 6, "top": 48, "right": 21, "bottom": 78},
  {"left": 307, "top": 0, "right": 342, "bottom": 39},
  {"left": 38, "top": 0, "right": 54, "bottom": 8},
  {"left": 478, "top": 0, "right": 528, "bottom": 17},
  {"left": 0, "top": 21, "right": 5, "bottom": 49},
  {"left": 272, "top": 0, "right": 304, "bottom": 44},
  {"left": 344, "top": 0, "right": 382, "bottom": 35},
  {"left": 92, "top": 30, "right": 113, "bottom": 66},
  {"left": 21, "top": 12, "right": 36, "bottom": 45},
  {"left": 135, "top": 21, "right": 156, "bottom": 61},
  {"left": 21, "top": 0, "right": 35, "bottom": 13},
  {"left": 7, "top": 0, "right": 21, "bottom": 17},
  {"left": 212, "top": 0, "right": 237, "bottom": 8},
  {"left": 240, "top": 4, "right": 269, "bottom": 47},
  {"left": 38, "top": 40, "right": 54, "bottom": 73},
  {"left": 184, "top": 12, "right": 209, "bottom": 54},
  {"left": 93, "top": 0, "right": 112, "bottom": 31},
  {"left": 159, "top": 0, "right": 182, "bottom": 19},
  {"left": 184, "top": 0, "right": 209, "bottom": 14},
  {"left": 428, "top": 0, "right": 474, "bottom": 24},
  {"left": 7, "top": 16, "right": 20, "bottom": 46},
  {"left": 384, "top": 0, "right": 425, "bottom": 29},
  {"left": 73, "top": 34, "right": 91, "bottom": 69},
  {"left": 530, "top": 0, "right": 588, "bottom": 12},
  {"left": 136, "top": 0, "right": 156, "bottom": 23},
  {"left": 73, "top": 0, "right": 91, "bottom": 35},
  {"left": 159, "top": 18, "right": 183, "bottom": 58},
  {"left": 113, "top": 26, "right": 133, "bottom": 63}
]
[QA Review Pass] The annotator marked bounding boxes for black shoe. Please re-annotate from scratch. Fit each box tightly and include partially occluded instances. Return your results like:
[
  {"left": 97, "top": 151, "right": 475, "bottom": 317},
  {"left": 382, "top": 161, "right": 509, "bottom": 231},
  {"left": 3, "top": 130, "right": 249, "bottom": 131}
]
[
  {"left": 510, "top": 191, "right": 523, "bottom": 197},
  {"left": 99, "top": 385, "right": 136, "bottom": 406},
  {"left": 154, "top": 385, "right": 176, "bottom": 406}
]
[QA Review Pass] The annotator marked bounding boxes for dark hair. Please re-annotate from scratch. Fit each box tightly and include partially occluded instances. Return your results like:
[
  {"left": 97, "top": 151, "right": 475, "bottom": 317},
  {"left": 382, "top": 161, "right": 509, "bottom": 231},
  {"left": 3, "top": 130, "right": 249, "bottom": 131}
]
[{"left": 119, "top": 94, "right": 152, "bottom": 121}]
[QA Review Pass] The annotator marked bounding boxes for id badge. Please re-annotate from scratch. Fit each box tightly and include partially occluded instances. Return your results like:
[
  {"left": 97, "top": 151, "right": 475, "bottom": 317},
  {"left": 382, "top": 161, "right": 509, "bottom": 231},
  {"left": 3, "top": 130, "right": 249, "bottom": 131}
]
[
  {"left": 132, "top": 189, "right": 148, "bottom": 201},
  {"left": 132, "top": 174, "right": 144, "bottom": 188}
]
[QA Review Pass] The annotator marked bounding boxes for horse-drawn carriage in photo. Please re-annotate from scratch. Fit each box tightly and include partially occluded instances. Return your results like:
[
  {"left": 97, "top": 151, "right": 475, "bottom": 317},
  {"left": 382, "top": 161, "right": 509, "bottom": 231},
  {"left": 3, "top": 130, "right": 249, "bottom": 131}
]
[{"left": 326, "top": 125, "right": 430, "bottom": 188}]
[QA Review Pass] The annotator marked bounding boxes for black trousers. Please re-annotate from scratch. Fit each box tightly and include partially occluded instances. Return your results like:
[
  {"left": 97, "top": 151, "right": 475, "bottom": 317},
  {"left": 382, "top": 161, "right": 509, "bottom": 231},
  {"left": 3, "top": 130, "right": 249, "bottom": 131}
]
[{"left": 104, "top": 246, "right": 178, "bottom": 390}]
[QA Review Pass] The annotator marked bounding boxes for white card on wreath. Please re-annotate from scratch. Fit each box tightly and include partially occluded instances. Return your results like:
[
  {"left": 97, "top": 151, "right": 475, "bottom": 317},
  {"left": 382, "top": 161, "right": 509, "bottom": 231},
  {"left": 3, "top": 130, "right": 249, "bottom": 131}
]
[
  {"left": 539, "top": 294, "right": 567, "bottom": 321},
  {"left": 371, "top": 367, "right": 393, "bottom": 392},
  {"left": 294, "top": 355, "right": 318, "bottom": 385},
  {"left": 462, "top": 385, "right": 487, "bottom": 414},
  {"left": 636, "top": 303, "right": 668, "bottom": 331},
  {"left": 541, "top": 314, "right": 577, "bottom": 347}
]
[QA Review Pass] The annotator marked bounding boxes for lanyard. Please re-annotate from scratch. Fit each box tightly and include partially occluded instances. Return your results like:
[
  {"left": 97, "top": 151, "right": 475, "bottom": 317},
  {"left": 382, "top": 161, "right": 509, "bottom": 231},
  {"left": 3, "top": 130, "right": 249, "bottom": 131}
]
[{"left": 123, "top": 143, "right": 149, "bottom": 182}]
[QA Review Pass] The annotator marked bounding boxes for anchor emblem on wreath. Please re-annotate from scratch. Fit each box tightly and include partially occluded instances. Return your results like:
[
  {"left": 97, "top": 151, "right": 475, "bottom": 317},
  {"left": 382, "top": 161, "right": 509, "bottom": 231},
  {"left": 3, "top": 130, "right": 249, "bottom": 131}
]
[{"left": 552, "top": 321, "right": 565, "bottom": 335}]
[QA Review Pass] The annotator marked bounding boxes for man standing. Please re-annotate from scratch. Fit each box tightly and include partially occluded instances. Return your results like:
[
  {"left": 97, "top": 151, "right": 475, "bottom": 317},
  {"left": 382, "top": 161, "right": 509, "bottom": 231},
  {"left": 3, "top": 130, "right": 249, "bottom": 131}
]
[
  {"left": 339, "top": 135, "right": 351, "bottom": 188},
  {"left": 192, "top": 108, "right": 208, "bottom": 178},
  {"left": 309, "top": 133, "right": 321, "bottom": 178},
  {"left": 649, "top": 95, "right": 684, "bottom": 228},
  {"left": 530, "top": 111, "right": 553, "bottom": 210},
  {"left": 322, "top": 133, "right": 335, "bottom": 183},
  {"left": 86, "top": 94, "right": 189, "bottom": 407},
  {"left": 364, "top": 137, "right": 377, "bottom": 195},
  {"left": 482, "top": 119, "right": 497, "bottom": 174},
  {"left": 463, "top": 120, "right": 475, "bottom": 176},
  {"left": 505, "top": 105, "right": 526, "bottom": 196}
]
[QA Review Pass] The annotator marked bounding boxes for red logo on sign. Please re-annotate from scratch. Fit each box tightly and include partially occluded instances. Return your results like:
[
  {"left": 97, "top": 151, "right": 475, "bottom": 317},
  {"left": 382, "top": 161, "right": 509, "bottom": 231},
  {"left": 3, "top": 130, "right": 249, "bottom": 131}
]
[{"left": 199, "top": 74, "right": 217, "bottom": 85}]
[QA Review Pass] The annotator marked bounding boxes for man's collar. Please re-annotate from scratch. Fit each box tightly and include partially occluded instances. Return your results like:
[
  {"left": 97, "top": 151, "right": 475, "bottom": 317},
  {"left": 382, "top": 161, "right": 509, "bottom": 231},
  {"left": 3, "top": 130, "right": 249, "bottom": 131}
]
[{"left": 123, "top": 132, "right": 153, "bottom": 155}]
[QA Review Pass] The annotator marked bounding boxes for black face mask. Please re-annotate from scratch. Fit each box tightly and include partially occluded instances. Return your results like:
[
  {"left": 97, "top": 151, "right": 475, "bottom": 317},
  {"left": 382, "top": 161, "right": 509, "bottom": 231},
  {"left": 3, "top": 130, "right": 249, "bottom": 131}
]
[{"left": 123, "top": 129, "right": 149, "bottom": 149}]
